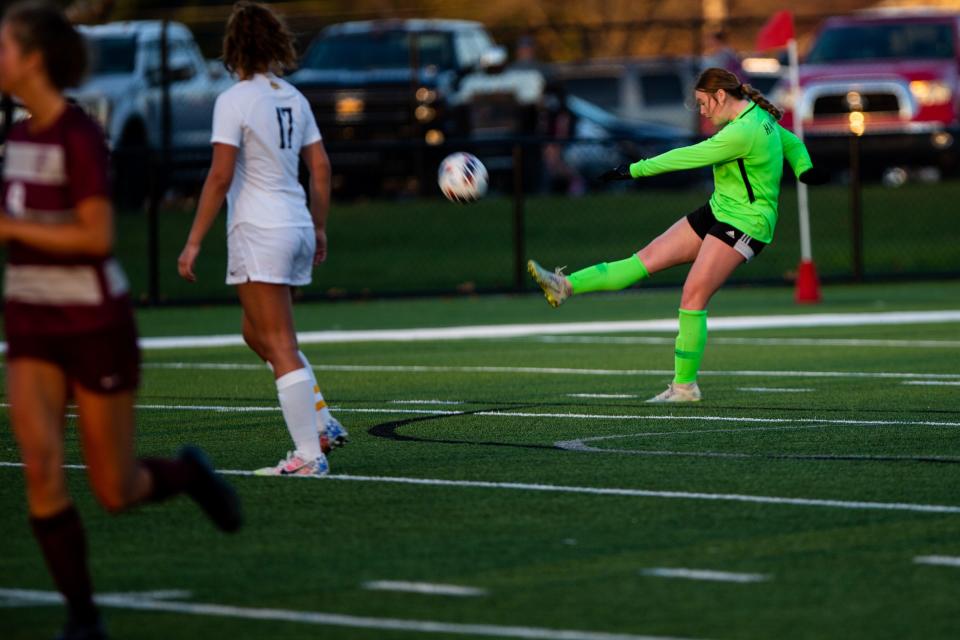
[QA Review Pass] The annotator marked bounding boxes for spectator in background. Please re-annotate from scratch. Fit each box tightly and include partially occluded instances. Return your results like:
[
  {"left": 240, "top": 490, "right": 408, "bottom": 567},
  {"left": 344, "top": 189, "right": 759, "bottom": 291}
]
[
  {"left": 511, "top": 34, "right": 584, "bottom": 195},
  {"left": 702, "top": 30, "right": 742, "bottom": 77}
]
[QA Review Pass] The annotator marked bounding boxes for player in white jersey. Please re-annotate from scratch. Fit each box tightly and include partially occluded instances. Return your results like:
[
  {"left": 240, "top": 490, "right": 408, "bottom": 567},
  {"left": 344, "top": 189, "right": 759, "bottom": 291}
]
[{"left": 178, "top": 1, "right": 346, "bottom": 477}]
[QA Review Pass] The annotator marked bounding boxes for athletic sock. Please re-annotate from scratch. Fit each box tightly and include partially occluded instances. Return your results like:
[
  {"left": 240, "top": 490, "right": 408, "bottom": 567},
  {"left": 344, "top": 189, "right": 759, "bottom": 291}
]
[
  {"left": 298, "top": 351, "right": 333, "bottom": 427},
  {"left": 567, "top": 255, "right": 649, "bottom": 294},
  {"left": 140, "top": 457, "right": 193, "bottom": 502},
  {"left": 276, "top": 367, "right": 323, "bottom": 460},
  {"left": 29, "top": 505, "right": 99, "bottom": 626},
  {"left": 674, "top": 308, "right": 708, "bottom": 384}
]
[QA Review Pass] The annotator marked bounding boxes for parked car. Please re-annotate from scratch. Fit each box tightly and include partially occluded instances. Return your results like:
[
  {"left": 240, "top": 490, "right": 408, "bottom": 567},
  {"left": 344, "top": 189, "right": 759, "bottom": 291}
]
[
  {"left": 774, "top": 9, "right": 960, "bottom": 173},
  {"left": 547, "top": 59, "right": 697, "bottom": 187},
  {"left": 72, "top": 21, "right": 232, "bottom": 206},
  {"left": 549, "top": 58, "right": 704, "bottom": 137},
  {"left": 290, "top": 19, "right": 507, "bottom": 194}
]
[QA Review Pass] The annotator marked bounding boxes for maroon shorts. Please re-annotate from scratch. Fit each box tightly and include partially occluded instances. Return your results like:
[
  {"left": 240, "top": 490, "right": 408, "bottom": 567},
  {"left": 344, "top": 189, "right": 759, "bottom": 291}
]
[{"left": 6, "top": 322, "right": 141, "bottom": 393}]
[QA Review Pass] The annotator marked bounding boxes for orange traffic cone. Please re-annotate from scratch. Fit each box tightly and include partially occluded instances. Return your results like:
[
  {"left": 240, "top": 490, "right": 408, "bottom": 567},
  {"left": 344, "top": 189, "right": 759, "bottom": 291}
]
[{"left": 795, "top": 259, "right": 821, "bottom": 304}]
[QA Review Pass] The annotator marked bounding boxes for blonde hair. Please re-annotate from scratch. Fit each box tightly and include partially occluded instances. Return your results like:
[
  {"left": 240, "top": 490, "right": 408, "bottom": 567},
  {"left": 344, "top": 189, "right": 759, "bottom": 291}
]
[{"left": 696, "top": 67, "right": 783, "bottom": 121}]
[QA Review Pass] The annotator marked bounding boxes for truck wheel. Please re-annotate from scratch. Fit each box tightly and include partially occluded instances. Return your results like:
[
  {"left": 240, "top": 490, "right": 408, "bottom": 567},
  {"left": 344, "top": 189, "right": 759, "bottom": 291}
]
[{"left": 113, "top": 122, "right": 151, "bottom": 210}]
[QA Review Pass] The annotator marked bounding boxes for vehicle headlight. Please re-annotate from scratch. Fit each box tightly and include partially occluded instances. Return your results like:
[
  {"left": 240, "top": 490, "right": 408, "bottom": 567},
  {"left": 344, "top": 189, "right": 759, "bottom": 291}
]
[
  {"left": 415, "top": 105, "right": 436, "bottom": 123},
  {"left": 910, "top": 80, "right": 951, "bottom": 106},
  {"left": 416, "top": 87, "right": 437, "bottom": 104}
]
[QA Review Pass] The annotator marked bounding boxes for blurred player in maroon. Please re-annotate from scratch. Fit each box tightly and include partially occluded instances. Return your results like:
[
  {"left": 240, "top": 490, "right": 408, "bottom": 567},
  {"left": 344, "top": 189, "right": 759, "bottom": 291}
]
[{"left": 0, "top": 3, "right": 242, "bottom": 639}]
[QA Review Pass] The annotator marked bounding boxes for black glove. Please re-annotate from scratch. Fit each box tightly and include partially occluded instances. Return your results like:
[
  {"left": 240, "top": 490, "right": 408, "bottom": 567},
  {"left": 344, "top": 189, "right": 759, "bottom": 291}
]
[
  {"left": 799, "top": 166, "right": 829, "bottom": 185},
  {"left": 598, "top": 163, "right": 634, "bottom": 182}
]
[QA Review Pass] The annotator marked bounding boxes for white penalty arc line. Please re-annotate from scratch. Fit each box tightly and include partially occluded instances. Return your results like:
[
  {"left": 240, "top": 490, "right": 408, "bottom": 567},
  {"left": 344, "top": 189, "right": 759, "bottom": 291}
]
[
  {"left": 0, "top": 589, "right": 697, "bottom": 640},
  {"left": 2, "top": 461, "right": 960, "bottom": 515},
  {"left": 554, "top": 427, "right": 960, "bottom": 463},
  {"left": 0, "top": 310, "right": 953, "bottom": 352},
  {"left": 143, "top": 362, "right": 960, "bottom": 381}
]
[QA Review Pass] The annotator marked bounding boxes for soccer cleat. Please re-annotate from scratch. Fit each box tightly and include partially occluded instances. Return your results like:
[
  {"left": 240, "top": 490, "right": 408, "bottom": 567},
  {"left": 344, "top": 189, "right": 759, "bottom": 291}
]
[
  {"left": 323, "top": 416, "right": 350, "bottom": 449},
  {"left": 527, "top": 259, "right": 571, "bottom": 308},
  {"left": 254, "top": 451, "right": 330, "bottom": 477},
  {"left": 646, "top": 382, "right": 702, "bottom": 403},
  {"left": 179, "top": 446, "right": 243, "bottom": 533}
]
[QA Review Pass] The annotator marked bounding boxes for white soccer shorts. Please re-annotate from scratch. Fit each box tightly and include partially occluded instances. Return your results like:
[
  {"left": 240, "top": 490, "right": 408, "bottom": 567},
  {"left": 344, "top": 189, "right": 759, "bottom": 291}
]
[{"left": 226, "top": 223, "right": 315, "bottom": 286}]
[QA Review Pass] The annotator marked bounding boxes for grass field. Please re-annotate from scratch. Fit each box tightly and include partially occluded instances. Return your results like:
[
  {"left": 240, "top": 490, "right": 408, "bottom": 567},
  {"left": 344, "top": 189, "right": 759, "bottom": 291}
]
[
  {"left": 2, "top": 281, "right": 960, "bottom": 639},
  {"left": 117, "top": 181, "right": 960, "bottom": 302}
]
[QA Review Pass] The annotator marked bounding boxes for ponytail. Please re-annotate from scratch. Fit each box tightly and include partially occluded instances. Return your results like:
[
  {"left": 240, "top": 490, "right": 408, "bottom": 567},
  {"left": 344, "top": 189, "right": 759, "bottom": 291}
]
[
  {"left": 696, "top": 67, "right": 783, "bottom": 121},
  {"left": 740, "top": 82, "right": 783, "bottom": 121}
]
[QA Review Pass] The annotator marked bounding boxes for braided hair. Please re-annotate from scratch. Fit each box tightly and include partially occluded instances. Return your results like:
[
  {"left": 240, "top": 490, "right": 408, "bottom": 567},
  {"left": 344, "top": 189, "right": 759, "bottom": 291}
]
[
  {"left": 222, "top": 1, "right": 298, "bottom": 78},
  {"left": 696, "top": 67, "right": 783, "bottom": 121}
]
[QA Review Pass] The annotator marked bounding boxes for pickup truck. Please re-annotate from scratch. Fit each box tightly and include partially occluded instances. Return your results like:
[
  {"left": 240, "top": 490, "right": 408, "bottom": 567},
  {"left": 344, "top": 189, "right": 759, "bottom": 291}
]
[
  {"left": 72, "top": 21, "right": 231, "bottom": 206},
  {"left": 775, "top": 10, "right": 960, "bottom": 173},
  {"left": 289, "top": 19, "right": 510, "bottom": 194}
]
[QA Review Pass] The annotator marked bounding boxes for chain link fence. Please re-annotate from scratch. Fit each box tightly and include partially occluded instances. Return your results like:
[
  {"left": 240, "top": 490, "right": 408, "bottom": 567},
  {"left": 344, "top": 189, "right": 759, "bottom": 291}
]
[{"left": 3, "top": 16, "right": 959, "bottom": 307}]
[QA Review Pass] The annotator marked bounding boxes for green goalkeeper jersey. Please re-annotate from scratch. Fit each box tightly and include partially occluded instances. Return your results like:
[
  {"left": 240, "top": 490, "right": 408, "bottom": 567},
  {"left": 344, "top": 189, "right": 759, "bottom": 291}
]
[{"left": 629, "top": 102, "right": 812, "bottom": 244}]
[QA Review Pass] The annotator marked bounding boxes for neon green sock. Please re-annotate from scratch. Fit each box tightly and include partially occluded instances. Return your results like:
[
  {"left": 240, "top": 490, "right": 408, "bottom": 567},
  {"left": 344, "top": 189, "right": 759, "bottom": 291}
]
[
  {"left": 567, "top": 255, "right": 649, "bottom": 294},
  {"left": 674, "top": 308, "right": 707, "bottom": 384}
]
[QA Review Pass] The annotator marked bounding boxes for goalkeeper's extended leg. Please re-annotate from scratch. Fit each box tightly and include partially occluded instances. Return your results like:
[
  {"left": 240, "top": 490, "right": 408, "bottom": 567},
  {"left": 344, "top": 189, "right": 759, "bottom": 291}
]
[{"left": 528, "top": 255, "right": 649, "bottom": 308}]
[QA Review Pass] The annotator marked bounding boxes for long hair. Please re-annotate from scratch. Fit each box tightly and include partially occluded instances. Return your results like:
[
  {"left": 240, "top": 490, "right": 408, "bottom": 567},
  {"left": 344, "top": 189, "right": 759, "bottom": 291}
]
[
  {"left": 3, "top": 1, "right": 88, "bottom": 90},
  {"left": 696, "top": 67, "right": 783, "bottom": 121},
  {"left": 222, "top": 1, "right": 298, "bottom": 77}
]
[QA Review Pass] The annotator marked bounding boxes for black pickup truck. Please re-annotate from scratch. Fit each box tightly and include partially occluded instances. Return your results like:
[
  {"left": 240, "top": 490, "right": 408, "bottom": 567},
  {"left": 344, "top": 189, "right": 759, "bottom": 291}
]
[{"left": 289, "top": 19, "right": 508, "bottom": 194}]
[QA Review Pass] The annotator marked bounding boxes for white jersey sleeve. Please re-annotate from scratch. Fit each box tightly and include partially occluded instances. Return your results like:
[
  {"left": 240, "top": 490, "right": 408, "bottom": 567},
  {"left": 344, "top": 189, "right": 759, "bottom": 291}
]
[
  {"left": 300, "top": 94, "right": 322, "bottom": 147},
  {"left": 211, "top": 93, "right": 244, "bottom": 147}
]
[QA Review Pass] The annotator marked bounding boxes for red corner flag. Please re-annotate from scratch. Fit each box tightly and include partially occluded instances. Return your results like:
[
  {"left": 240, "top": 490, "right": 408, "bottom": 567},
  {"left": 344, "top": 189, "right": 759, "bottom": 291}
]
[{"left": 756, "top": 10, "right": 795, "bottom": 51}]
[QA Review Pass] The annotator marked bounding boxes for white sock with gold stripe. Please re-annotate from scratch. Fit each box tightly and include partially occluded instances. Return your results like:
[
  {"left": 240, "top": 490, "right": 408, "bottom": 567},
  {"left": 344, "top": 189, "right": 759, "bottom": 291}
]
[{"left": 298, "top": 351, "right": 333, "bottom": 428}]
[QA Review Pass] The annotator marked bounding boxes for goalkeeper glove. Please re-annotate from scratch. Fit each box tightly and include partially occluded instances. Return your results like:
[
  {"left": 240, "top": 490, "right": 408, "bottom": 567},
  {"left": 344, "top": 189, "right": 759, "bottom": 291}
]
[
  {"left": 599, "top": 163, "right": 634, "bottom": 182},
  {"left": 799, "top": 166, "right": 829, "bottom": 185}
]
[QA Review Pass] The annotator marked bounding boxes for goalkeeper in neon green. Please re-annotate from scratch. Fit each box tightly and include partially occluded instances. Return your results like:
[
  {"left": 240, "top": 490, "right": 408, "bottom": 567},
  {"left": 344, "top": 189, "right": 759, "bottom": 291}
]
[{"left": 528, "top": 68, "right": 827, "bottom": 403}]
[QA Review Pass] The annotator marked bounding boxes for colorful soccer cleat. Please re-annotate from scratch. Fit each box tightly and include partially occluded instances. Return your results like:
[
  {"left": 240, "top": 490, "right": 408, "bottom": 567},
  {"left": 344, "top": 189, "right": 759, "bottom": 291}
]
[
  {"left": 254, "top": 451, "right": 330, "bottom": 477},
  {"left": 323, "top": 416, "right": 350, "bottom": 449}
]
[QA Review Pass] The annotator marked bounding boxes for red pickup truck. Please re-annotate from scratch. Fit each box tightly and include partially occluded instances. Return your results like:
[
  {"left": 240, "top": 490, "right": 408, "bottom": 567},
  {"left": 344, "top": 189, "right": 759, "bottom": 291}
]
[{"left": 776, "top": 10, "right": 960, "bottom": 172}]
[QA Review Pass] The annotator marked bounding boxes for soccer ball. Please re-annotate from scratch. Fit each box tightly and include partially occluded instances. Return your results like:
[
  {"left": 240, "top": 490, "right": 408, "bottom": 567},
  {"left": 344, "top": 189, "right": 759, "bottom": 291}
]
[{"left": 438, "top": 152, "right": 488, "bottom": 203}]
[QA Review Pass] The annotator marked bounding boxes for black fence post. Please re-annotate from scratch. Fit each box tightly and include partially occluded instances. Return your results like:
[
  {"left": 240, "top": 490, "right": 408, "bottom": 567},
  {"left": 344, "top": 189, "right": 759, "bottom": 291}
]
[
  {"left": 849, "top": 132, "right": 864, "bottom": 282},
  {"left": 146, "top": 19, "right": 173, "bottom": 306},
  {"left": 512, "top": 142, "right": 526, "bottom": 292}
]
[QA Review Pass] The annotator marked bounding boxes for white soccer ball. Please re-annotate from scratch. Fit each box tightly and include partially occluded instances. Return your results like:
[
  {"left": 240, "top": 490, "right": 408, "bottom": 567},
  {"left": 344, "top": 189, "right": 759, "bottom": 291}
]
[{"left": 438, "top": 152, "right": 488, "bottom": 203}]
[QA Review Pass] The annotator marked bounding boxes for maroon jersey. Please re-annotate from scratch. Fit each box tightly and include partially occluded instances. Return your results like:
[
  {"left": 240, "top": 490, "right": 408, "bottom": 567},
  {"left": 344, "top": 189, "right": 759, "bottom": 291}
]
[{"left": 2, "top": 104, "right": 133, "bottom": 336}]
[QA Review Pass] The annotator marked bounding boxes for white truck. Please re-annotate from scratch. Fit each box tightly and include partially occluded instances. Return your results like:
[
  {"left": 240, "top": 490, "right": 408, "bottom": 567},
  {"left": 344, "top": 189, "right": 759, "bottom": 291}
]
[{"left": 72, "top": 21, "right": 231, "bottom": 206}]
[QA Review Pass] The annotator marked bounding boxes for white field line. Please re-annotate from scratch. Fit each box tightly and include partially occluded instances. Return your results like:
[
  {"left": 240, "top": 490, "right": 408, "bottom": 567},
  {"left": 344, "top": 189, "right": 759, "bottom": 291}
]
[
  {"left": 2, "top": 461, "right": 960, "bottom": 515},
  {"left": 3, "top": 402, "right": 958, "bottom": 429},
  {"left": 143, "top": 362, "right": 960, "bottom": 381},
  {"left": 389, "top": 400, "right": 467, "bottom": 405},
  {"left": 0, "top": 310, "right": 952, "bottom": 353},
  {"left": 2, "top": 401, "right": 958, "bottom": 429},
  {"left": 568, "top": 393, "right": 639, "bottom": 399},
  {"left": 363, "top": 581, "right": 487, "bottom": 597},
  {"left": 903, "top": 381, "right": 960, "bottom": 387},
  {"left": 914, "top": 556, "right": 960, "bottom": 568},
  {"left": 737, "top": 387, "right": 814, "bottom": 393},
  {"left": 538, "top": 336, "right": 960, "bottom": 349},
  {"left": 0, "top": 588, "right": 696, "bottom": 640},
  {"left": 639, "top": 568, "right": 770, "bottom": 583}
]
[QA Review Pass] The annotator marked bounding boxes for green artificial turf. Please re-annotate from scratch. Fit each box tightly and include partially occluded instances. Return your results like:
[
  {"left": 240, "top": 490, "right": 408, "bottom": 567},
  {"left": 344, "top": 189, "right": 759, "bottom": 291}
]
[{"left": 1, "top": 282, "right": 959, "bottom": 639}]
